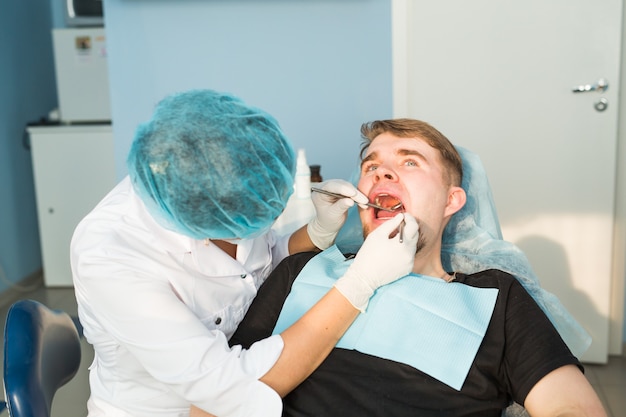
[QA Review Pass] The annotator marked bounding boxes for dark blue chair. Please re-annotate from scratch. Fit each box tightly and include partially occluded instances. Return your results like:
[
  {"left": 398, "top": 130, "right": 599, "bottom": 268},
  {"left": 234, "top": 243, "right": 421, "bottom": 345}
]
[{"left": 0, "top": 299, "right": 82, "bottom": 417}]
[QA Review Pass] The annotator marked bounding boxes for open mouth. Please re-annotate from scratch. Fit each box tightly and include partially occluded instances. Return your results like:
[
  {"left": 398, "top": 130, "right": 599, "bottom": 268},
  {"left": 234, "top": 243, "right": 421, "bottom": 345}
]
[{"left": 373, "top": 194, "right": 404, "bottom": 218}]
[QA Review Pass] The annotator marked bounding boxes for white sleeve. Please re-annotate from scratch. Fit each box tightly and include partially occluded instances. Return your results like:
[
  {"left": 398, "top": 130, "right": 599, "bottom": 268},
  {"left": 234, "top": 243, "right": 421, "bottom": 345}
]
[
  {"left": 191, "top": 335, "right": 285, "bottom": 416},
  {"left": 205, "top": 335, "right": 283, "bottom": 417}
]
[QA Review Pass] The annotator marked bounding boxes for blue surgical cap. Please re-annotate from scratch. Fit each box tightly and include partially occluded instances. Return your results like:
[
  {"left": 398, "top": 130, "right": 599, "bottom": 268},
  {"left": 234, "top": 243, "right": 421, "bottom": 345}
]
[{"left": 127, "top": 89, "right": 296, "bottom": 239}]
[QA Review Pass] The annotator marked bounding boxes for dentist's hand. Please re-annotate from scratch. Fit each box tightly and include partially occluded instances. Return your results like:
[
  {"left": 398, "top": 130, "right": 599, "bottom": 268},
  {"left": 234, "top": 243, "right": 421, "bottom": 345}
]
[
  {"left": 307, "top": 179, "right": 369, "bottom": 250},
  {"left": 334, "top": 213, "right": 419, "bottom": 312}
]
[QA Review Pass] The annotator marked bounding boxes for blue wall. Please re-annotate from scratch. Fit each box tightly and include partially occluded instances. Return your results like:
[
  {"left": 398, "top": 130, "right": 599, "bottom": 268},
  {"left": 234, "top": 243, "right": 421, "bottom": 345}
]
[
  {"left": 0, "top": 0, "right": 58, "bottom": 290},
  {"left": 0, "top": 0, "right": 392, "bottom": 290},
  {"left": 103, "top": 0, "right": 393, "bottom": 182}
]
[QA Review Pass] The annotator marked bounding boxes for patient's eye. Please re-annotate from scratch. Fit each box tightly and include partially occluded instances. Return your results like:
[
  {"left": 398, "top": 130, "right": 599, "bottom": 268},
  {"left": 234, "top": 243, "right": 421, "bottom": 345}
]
[
  {"left": 403, "top": 158, "right": 419, "bottom": 167},
  {"left": 361, "top": 162, "right": 378, "bottom": 173}
]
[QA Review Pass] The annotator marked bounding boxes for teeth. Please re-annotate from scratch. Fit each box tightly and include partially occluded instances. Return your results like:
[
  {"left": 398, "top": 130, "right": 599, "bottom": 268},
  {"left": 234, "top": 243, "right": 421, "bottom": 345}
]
[{"left": 374, "top": 194, "right": 403, "bottom": 210}]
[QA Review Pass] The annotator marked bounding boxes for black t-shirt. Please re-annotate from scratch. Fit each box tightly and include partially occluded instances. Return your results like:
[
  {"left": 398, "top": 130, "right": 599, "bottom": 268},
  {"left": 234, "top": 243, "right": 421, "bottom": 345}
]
[{"left": 230, "top": 252, "right": 582, "bottom": 417}]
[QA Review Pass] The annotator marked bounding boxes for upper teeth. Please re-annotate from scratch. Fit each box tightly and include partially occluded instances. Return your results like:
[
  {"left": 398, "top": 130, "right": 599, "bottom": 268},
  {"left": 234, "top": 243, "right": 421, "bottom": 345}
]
[{"left": 375, "top": 194, "right": 402, "bottom": 210}]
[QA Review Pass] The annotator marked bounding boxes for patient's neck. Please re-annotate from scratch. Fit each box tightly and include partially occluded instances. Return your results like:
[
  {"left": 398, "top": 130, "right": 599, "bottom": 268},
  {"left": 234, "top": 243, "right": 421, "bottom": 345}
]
[{"left": 412, "top": 244, "right": 447, "bottom": 279}]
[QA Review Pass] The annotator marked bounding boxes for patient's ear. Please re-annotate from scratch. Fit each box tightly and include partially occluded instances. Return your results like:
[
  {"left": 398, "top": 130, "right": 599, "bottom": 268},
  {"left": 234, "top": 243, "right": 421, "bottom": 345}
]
[{"left": 444, "top": 186, "right": 466, "bottom": 217}]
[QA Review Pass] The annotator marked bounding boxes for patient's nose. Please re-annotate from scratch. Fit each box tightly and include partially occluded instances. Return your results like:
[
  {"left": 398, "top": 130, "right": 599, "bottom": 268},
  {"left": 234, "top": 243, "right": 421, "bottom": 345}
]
[{"left": 374, "top": 166, "right": 397, "bottom": 182}]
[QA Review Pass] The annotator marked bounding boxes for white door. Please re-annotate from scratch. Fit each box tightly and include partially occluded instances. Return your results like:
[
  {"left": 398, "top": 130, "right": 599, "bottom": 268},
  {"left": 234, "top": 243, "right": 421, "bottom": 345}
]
[{"left": 392, "top": 0, "right": 622, "bottom": 363}]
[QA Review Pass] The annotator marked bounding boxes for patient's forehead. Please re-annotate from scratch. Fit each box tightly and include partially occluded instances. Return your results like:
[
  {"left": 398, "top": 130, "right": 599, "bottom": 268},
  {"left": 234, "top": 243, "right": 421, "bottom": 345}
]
[{"left": 365, "top": 134, "right": 438, "bottom": 159}]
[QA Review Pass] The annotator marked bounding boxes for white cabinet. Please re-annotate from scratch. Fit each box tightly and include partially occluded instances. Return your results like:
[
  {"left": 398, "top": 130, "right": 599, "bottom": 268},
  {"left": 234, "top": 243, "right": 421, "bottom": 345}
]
[{"left": 28, "top": 125, "right": 116, "bottom": 287}]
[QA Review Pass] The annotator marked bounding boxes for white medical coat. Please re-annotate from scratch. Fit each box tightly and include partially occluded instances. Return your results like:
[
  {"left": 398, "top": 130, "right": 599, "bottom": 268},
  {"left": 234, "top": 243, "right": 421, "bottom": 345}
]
[{"left": 70, "top": 177, "right": 289, "bottom": 417}]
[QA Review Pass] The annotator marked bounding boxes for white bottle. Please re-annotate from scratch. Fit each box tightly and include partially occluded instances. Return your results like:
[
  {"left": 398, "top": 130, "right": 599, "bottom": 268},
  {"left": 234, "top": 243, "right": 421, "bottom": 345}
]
[
  {"left": 273, "top": 148, "right": 316, "bottom": 234},
  {"left": 295, "top": 148, "right": 311, "bottom": 199}
]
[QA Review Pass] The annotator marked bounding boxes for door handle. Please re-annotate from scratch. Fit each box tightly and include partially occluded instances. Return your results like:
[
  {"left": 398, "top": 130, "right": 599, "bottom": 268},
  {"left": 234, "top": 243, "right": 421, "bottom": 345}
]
[{"left": 572, "top": 78, "right": 608, "bottom": 93}]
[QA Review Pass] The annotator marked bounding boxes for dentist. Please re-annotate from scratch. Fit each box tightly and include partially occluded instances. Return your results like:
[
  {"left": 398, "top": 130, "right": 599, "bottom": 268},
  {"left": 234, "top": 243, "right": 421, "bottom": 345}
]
[{"left": 70, "top": 89, "right": 419, "bottom": 417}]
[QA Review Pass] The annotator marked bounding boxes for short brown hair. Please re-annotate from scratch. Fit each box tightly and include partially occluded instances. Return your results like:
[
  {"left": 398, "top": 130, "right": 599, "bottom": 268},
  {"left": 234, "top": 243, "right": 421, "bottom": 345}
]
[{"left": 360, "top": 118, "right": 463, "bottom": 187}]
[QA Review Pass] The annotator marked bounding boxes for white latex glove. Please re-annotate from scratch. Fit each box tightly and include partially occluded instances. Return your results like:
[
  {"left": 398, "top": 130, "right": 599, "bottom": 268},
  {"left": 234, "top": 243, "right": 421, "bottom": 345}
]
[
  {"left": 307, "top": 179, "right": 369, "bottom": 250},
  {"left": 334, "top": 213, "right": 419, "bottom": 312}
]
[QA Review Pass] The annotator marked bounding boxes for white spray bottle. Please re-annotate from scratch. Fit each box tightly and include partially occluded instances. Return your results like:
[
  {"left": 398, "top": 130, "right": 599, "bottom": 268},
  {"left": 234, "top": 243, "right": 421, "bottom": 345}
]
[{"left": 295, "top": 148, "right": 311, "bottom": 199}]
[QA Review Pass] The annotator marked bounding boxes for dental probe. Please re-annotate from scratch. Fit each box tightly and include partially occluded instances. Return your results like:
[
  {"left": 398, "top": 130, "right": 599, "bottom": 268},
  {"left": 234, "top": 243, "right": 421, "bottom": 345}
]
[{"left": 310, "top": 187, "right": 401, "bottom": 212}]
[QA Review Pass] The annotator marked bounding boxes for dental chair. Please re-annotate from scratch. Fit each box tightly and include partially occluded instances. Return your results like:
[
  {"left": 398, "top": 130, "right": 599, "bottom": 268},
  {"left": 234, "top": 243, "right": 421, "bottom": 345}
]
[
  {"left": 0, "top": 299, "right": 82, "bottom": 417},
  {"left": 335, "top": 146, "right": 591, "bottom": 417}
]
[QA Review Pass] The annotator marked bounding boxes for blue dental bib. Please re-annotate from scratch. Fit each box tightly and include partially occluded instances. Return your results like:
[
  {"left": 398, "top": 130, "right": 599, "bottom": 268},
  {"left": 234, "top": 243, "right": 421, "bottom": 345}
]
[{"left": 272, "top": 246, "right": 498, "bottom": 390}]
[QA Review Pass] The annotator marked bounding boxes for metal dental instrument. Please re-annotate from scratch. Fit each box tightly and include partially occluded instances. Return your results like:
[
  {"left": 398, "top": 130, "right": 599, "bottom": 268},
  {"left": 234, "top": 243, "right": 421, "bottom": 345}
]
[
  {"left": 398, "top": 218, "right": 405, "bottom": 243},
  {"left": 310, "top": 187, "right": 401, "bottom": 212}
]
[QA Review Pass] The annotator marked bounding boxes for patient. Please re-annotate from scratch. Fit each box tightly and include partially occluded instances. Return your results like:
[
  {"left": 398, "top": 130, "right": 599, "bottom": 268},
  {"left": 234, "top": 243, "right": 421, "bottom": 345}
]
[{"left": 229, "top": 119, "right": 607, "bottom": 417}]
